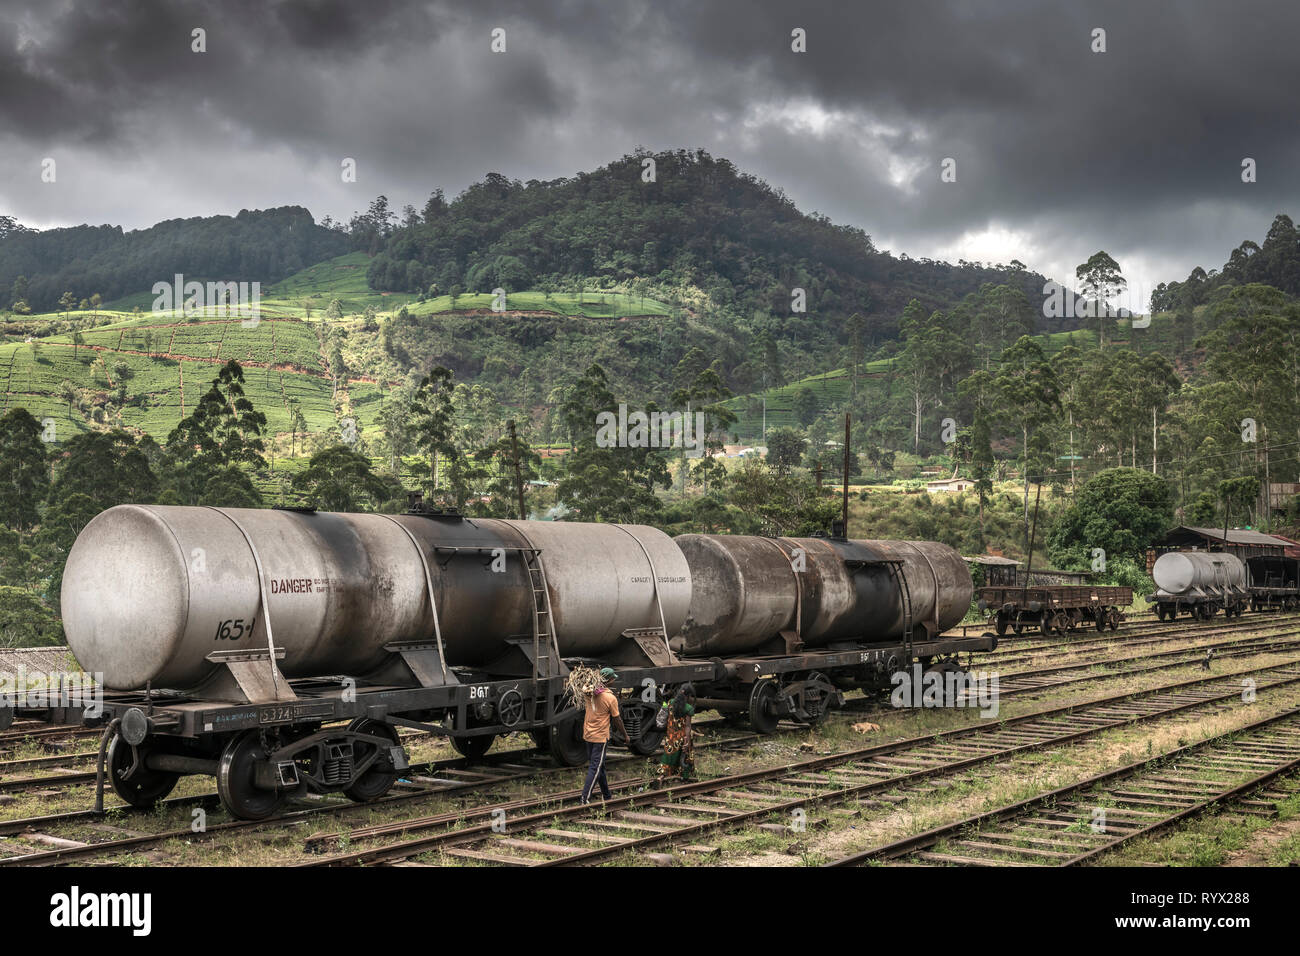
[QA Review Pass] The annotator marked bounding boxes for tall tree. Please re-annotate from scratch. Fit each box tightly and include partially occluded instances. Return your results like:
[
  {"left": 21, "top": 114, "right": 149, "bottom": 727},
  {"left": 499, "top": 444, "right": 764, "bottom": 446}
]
[
  {"left": 556, "top": 364, "right": 670, "bottom": 521},
  {"left": 410, "top": 366, "right": 457, "bottom": 494},
  {"left": 1075, "top": 251, "right": 1126, "bottom": 349},
  {"left": 291, "top": 445, "right": 401, "bottom": 512},
  {"left": 167, "top": 360, "right": 267, "bottom": 471},
  {"left": 163, "top": 361, "right": 266, "bottom": 506},
  {"left": 0, "top": 409, "right": 50, "bottom": 531},
  {"left": 994, "top": 336, "right": 1061, "bottom": 544}
]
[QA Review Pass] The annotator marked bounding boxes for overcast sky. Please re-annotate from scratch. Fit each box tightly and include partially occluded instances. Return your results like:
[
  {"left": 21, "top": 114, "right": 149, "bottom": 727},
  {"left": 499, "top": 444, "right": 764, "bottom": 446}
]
[{"left": 3, "top": 0, "right": 1298, "bottom": 307}]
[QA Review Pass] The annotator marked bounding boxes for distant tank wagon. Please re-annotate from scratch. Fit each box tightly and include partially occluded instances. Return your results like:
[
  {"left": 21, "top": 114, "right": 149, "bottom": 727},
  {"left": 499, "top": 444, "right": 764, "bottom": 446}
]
[{"left": 1149, "top": 550, "right": 1248, "bottom": 620}]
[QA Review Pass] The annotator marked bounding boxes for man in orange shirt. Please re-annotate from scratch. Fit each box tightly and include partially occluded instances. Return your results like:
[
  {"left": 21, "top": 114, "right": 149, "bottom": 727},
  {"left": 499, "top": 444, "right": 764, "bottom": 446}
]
[{"left": 581, "top": 667, "right": 629, "bottom": 805}]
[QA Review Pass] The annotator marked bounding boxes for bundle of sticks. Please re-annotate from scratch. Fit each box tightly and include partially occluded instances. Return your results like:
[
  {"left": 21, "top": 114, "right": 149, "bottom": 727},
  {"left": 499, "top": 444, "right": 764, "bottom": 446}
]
[{"left": 563, "top": 664, "right": 603, "bottom": 709}]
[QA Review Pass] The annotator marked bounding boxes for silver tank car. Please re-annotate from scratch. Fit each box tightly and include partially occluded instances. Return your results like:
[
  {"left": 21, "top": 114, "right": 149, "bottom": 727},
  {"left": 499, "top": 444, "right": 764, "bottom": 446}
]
[
  {"left": 673, "top": 535, "right": 972, "bottom": 656},
  {"left": 60, "top": 505, "right": 690, "bottom": 691},
  {"left": 1152, "top": 550, "right": 1247, "bottom": 597}
]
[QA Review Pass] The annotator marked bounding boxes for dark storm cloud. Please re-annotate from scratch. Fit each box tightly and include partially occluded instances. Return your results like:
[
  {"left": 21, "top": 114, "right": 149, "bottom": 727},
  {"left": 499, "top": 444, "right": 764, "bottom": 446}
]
[{"left": 2, "top": 0, "right": 1297, "bottom": 292}]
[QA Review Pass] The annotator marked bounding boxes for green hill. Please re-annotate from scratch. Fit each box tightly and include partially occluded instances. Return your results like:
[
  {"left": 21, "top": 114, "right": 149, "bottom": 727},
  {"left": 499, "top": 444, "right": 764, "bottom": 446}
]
[
  {"left": 721, "top": 318, "right": 1189, "bottom": 441},
  {"left": 0, "top": 250, "right": 686, "bottom": 450},
  {"left": 0, "top": 206, "right": 350, "bottom": 313}
]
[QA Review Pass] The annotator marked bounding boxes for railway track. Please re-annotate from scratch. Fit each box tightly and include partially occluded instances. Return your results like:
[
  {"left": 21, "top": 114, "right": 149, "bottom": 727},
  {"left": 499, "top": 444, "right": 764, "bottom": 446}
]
[
  {"left": 0, "top": 725, "right": 99, "bottom": 748},
  {"left": 5, "top": 649, "right": 1299, "bottom": 864},
  {"left": 2, "top": 624, "right": 1289, "bottom": 806},
  {"left": 5, "top": 626, "right": 1297, "bottom": 801},
  {"left": 981, "top": 610, "right": 1282, "bottom": 647},
  {"left": 991, "top": 631, "right": 1300, "bottom": 695},
  {"left": 978, "top": 615, "right": 1298, "bottom": 668},
  {"left": 824, "top": 706, "right": 1300, "bottom": 867},
  {"left": 287, "top": 657, "right": 1300, "bottom": 867},
  {"left": 0, "top": 719, "right": 772, "bottom": 864}
]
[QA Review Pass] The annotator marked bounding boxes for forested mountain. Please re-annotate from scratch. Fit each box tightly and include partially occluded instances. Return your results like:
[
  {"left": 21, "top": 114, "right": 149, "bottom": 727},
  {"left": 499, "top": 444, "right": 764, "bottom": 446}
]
[
  {"left": 1152, "top": 213, "right": 1300, "bottom": 311},
  {"left": 0, "top": 207, "right": 350, "bottom": 312},
  {"left": 367, "top": 149, "right": 1062, "bottom": 346}
]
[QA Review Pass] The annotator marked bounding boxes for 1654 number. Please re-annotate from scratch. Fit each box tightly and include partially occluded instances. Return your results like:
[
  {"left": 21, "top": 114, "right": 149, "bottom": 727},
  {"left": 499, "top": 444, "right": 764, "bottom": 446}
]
[{"left": 214, "top": 618, "right": 256, "bottom": 641}]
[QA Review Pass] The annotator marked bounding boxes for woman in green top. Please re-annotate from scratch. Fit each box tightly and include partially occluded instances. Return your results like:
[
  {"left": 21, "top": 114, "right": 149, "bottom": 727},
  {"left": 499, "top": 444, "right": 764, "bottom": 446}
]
[{"left": 656, "top": 683, "right": 697, "bottom": 783}]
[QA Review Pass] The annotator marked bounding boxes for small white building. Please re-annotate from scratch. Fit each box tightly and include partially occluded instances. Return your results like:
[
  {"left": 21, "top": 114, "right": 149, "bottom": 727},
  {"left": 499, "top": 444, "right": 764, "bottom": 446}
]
[{"left": 925, "top": 477, "right": 974, "bottom": 494}]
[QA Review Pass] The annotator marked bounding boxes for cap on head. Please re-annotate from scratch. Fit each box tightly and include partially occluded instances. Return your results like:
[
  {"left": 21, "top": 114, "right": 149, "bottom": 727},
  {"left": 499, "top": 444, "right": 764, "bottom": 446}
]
[{"left": 599, "top": 667, "right": 618, "bottom": 682}]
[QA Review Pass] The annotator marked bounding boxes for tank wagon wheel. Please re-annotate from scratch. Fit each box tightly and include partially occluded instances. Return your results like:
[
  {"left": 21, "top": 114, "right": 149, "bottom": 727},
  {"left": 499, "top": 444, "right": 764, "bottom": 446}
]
[
  {"left": 451, "top": 733, "right": 497, "bottom": 761},
  {"left": 1012, "top": 614, "right": 1025, "bottom": 636},
  {"left": 748, "top": 678, "right": 781, "bottom": 735},
  {"left": 994, "top": 612, "right": 1009, "bottom": 637},
  {"left": 342, "top": 718, "right": 402, "bottom": 803},
  {"left": 626, "top": 704, "right": 665, "bottom": 755},
  {"left": 547, "top": 717, "right": 588, "bottom": 766},
  {"left": 797, "top": 671, "right": 835, "bottom": 726},
  {"left": 217, "top": 731, "right": 287, "bottom": 821},
  {"left": 923, "top": 660, "right": 964, "bottom": 707},
  {"left": 1108, "top": 609, "right": 1121, "bottom": 631},
  {"left": 106, "top": 734, "right": 180, "bottom": 808}
]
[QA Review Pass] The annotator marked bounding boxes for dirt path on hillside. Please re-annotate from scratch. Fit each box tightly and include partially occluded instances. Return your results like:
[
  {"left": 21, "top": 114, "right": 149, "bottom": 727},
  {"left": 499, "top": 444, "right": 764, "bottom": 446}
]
[{"left": 26, "top": 340, "right": 391, "bottom": 388}]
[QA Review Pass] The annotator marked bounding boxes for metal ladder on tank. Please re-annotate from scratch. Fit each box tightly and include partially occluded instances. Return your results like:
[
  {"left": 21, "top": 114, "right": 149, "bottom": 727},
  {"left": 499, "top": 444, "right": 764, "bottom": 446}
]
[
  {"left": 887, "top": 560, "right": 915, "bottom": 692},
  {"left": 522, "top": 548, "right": 563, "bottom": 707}
]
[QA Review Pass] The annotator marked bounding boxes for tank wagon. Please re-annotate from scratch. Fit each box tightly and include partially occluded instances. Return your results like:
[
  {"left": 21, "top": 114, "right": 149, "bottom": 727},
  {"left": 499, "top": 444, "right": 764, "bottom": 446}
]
[
  {"left": 35, "top": 504, "right": 990, "bottom": 820},
  {"left": 1246, "top": 555, "right": 1300, "bottom": 611},
  {"left": 1149, "top": 550, "right": 1248, "bottom": 620}
]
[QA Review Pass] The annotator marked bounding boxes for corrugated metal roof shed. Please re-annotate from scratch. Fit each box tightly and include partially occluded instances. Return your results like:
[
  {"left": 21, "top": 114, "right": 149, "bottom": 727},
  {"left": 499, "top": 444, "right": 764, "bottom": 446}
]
[
  {"left": 0, "top": 646, "right": 79, "bottom": 675},
  {"left": 1180, "top": 527, "right": 1293, "bottom": 546}
]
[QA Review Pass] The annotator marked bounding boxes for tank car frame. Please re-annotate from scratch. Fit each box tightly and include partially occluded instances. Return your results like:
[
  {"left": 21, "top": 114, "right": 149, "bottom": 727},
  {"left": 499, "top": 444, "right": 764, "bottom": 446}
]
[{"left": 30, "top": 627, "right": 994, "bottom": 820}]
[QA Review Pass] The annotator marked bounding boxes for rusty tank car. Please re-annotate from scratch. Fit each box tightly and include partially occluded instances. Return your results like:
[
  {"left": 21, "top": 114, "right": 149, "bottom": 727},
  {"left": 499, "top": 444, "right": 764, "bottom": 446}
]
[
  {"left": 674, "top": 535, "right": 971, "bottom": 656},
  {"left": 43, "top": 504, "right": 993, "bottom": 820}
]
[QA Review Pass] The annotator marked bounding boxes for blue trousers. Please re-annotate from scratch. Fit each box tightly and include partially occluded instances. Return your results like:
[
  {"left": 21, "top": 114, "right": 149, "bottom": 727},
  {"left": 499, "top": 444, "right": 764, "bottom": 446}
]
[{"left": 581, "top": 741, "right": 611, "bottom": 802}]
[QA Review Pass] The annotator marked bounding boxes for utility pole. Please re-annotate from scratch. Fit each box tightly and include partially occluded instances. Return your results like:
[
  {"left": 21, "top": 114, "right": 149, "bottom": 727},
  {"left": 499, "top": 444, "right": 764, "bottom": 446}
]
[
  {"left": 507, "top": 420, "right": 527, "bottom": 521},
  {"left": 1069, "top": 409, "right": 1076, "bottom": 489},
  {"left": 1151, "top": 406, "right": 1158, "bottom": 475},
  {"left": 1023, "top": 481, "right": 1043, "bottom": 592},
  {"left": 842, "top": 413, "right": 851, "bottom": 537}
]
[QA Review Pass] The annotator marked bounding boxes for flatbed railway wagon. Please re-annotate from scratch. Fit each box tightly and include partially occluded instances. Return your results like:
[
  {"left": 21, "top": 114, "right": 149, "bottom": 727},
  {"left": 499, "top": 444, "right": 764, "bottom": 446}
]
[
  {"left": 11, "top": 504, "right": 996, "bottom": 820},
  {"left": 1247, "top": 555, "right": 1300, "bottom": 611},
  {"left": 978, "top": 584, "right": 1132, "bottom": 636}
]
